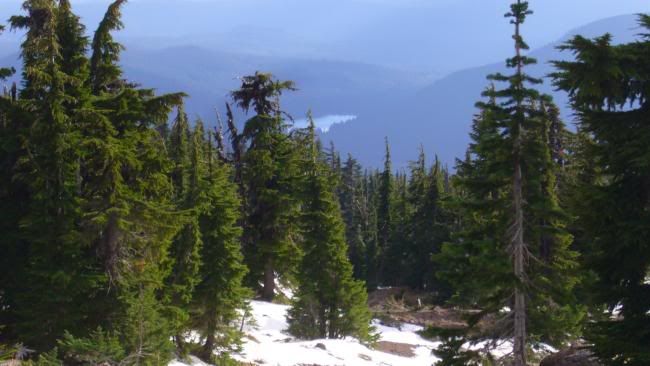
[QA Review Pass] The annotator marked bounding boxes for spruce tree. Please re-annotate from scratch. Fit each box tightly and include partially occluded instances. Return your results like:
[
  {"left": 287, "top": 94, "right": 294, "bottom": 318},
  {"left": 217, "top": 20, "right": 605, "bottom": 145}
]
[
  {"left": 552, "top": 15, "right": 650, "bottom": 365},
  {"left": 287, "top": 121, "right": 375, "bottom": 342}
]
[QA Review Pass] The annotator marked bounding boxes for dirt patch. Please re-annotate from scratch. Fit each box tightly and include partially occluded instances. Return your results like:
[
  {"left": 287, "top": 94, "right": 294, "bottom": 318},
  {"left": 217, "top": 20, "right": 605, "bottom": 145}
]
[
  {"left": 370, "top": 287, "right": 484, "bottom": 331},
  {"left": 381, "top": 308, "right": 468, "bottom": 329},
  {"left": 375, "top": 341, "right": 417, "bottom": 357},
  {"left": 369, "top": 287, "right": 432, "bottom": 310}
]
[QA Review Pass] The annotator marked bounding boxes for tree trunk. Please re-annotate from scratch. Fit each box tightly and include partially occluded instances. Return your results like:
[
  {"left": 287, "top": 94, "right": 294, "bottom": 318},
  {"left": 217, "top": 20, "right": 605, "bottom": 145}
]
[
  {"left": 513, "top": 149, "right": 527, "bottom": 366},
  {"left": 512, "top": 3, "right": 528, "bottom": 365},
  {"left": 100, "top": 212, "right": 119, "bottom": 282},
  {"left": 262, "top": 258, "right": 275, "bottom": 301},
  {"left": 200, "top": 308, "right": 217, "bottom": 362}
]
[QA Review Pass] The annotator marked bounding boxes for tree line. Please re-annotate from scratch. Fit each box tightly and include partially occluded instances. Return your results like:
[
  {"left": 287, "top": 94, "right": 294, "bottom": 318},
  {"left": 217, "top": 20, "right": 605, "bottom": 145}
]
[{"left": 0, "top": 1, "right": 648, "bottom": 366}]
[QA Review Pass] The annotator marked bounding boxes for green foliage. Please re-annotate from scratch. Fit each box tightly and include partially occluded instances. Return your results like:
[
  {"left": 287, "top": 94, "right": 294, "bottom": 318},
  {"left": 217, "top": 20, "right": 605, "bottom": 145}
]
[
  {"left": 432, "top": 330, "right": 484, "bottom": 366},
  {"left": 552, "top": 14, "right": 650, "bottom": 366},
  {"left": 287, "top": 122, "right": 376, "bottom": 343},
  {"left": 375, "top": 138, "right": 393, "bottom": 286},
  {"left": 57, "top": 328, "right": 125, "bottom": 366},
  {"left": 232, "top": 73, "right": 301, "bottom": 301},
  {"left": 0, "top": 25, "right": 16, "bottom": 80},
  {"left": 190, "top": 126, "right": 249, "bottom": 361},
  {"left": 435, "top": 2, "right": 584, "bottom": 363}
]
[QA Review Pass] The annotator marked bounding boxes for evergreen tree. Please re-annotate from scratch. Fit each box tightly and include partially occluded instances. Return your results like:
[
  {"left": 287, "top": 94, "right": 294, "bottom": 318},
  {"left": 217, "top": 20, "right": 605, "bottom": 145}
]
[
  {"left": 287, "top": 121, "right": 375, "bottom": 342},
  {"left": 4, "top": 0, "right": 97, "bottom": 347},
  {"left": 189, "top": 127, "right": 249, "bottom": 362},
  {"left": 164, "top": 109, "right": 203, "bottom": 353},
  {"left": 1, "top": 1, "right": 186, "bottom": 362},
  {"left": 339, "top": 154, "right": 367, "bottom": 281},
  {"left": 376, "top": 138, "right": 393, "bottom": 286},
  {"left": 436, "top": 2, "right": 583, "bottom": 364},
  {"left": 405, "top": 151, "right": 451, "bottom": 294},
  {"left": 233, "top": 72, "right": 300, "bottom": 301},
  {"left": 552, "top": 15, "right": 650, "bottom": 365}
]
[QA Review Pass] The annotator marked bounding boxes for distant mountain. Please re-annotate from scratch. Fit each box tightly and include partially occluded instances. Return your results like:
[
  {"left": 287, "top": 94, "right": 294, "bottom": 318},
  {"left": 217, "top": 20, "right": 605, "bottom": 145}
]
[
  {"left": 322, "top": 14, "right": 643, "bottom": 169},
  {"left": 0, "top": 14, "right": 644, "bottom": 168}
]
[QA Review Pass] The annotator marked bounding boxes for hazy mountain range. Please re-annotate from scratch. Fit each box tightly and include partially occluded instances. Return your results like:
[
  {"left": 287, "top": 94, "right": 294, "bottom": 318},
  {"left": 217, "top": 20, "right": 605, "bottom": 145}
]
[{"left": 0, "top": 0, "right": 646, "bottom": 167}]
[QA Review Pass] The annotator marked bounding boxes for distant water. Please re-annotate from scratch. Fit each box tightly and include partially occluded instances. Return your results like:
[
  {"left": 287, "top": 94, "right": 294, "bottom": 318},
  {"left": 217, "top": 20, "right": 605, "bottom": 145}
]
[{"left": 294, "top": 114, "right": 357, "bottom": 132}]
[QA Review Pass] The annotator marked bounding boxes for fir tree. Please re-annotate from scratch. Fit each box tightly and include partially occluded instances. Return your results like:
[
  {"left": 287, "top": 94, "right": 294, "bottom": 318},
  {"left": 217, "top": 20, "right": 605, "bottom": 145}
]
[
  {"left": 436, "top": 2, "right": 583, "bottom": 364},
  {"left": 405, "top": 150, "right": 451, "bottom": 294},
  {"left": 339, "top": 154, "right": 367, "bottom": 281},
  {"left": 4, "top": 0, "right": 95, "bottom": 347},
  {"left": 191, "top": 128, "right": 248, "bottom": 362},
  {"left": 164, "top": 109, "right": 203, "bottom": 353},
  {"left": 287, "top": 120, "right": 375, "bottom": 342},
  {"left": 233, "top": 72, "right": 300, "bottom": 301},
  {"left": 376, "top": 138, "right": 393, "bottom": 286},
  {"left": 552, "top": 15, "right": 650, "bottom": 365}
]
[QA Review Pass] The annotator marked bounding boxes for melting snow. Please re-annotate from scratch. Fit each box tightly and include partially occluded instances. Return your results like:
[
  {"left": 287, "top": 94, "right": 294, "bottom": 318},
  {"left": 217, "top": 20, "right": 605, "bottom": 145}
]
[{"left": 231, "top": 300, "right": 441, "bottom": 365}]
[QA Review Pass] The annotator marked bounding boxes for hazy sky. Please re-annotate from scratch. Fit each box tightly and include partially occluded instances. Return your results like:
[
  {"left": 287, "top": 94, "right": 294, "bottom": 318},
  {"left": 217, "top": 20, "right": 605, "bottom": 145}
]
[{"left": 1, "top": 0, "right": 649, "bottom": 73}]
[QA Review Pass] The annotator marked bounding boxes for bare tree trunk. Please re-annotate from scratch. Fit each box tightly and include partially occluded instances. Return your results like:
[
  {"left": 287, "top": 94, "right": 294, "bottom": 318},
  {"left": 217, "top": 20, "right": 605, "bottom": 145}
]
[{"left": 262, "top": 258, "right": 275, "bottom": 301}]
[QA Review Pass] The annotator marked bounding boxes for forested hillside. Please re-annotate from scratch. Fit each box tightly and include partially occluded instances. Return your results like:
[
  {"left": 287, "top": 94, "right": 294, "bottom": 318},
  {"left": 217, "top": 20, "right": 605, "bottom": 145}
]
[{"left": 0, "top": 1, "right": 649, "bottom": 366}]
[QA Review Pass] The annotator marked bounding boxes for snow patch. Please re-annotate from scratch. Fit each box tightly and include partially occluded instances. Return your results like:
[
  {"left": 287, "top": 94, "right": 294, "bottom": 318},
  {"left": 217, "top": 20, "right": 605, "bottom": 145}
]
[{"left": 232, "top": 300, "right": 442, "bottom": 366}]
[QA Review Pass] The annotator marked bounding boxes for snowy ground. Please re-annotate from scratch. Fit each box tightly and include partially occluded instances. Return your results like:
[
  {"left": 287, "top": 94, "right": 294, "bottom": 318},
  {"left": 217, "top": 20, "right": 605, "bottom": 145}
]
[
  {"left": 172, "top": 300, "right": 443, "bottom": 366},
  {"left": 228, "top": 300, "right": 442, "bottom": 366}
]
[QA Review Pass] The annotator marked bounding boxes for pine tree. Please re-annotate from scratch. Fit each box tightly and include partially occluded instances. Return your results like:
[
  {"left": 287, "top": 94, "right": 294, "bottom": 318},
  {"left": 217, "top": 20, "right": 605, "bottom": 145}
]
[
  {"left": 552, "top": 15, "right": 650, "bottom": 365},
  {"left": 436, "top": 2, "right": 583, "bottom": 364},
  {"left": 287, "top": 121, "right": 375, "bottom": 342}
]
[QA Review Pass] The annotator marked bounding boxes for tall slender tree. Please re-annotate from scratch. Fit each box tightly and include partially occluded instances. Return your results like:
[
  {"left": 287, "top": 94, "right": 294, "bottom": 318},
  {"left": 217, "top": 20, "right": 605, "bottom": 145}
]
[
  {"left": 436, "top": 2, "right": 583, "bottom": 364},
  {"left": 376, "top": 138, "right": 393, "bottom": 286},
  {"left": 233, "top": 72, "right": 300, "bottom": 301},
  {"left": 189, "top": 126, "right": 249, "bottom": 363}
]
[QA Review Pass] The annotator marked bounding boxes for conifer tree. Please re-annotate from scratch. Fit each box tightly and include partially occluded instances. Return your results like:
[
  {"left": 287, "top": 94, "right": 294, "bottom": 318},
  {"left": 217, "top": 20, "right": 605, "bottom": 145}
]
[
  {"left": 164, "top": 108, "right": 203, "bottom": 352},
  {"left": 339, "top": 154, "right": 367, "bottom": 280},
  {"left": 287, "top": 120, "right": 375, "bottom": 342},
  {"left": 191, "top": 129, "right": 248, "bottom": 362},
  {"left": 376, "top": 138, "right": 393, "bottom": 286},
  {"left": 233, "top": 72, "right": 300, "bottom": 301},
  {"left": 405, "top": 151, "right": 451, "bottom": 293},
  {"left": 436, "top": 2, "right": 583, "bottom": 364},
  {"left": 4, "top": 0, "right": 182, "bottom": 363},
  {"left": 4, "top": 0, "right": 95, "bottom": 347},
  {"left": 552, "top": 16, "right": 650, "bottom": 365}
]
